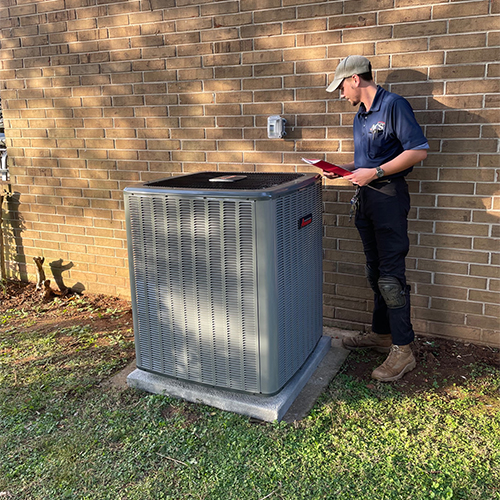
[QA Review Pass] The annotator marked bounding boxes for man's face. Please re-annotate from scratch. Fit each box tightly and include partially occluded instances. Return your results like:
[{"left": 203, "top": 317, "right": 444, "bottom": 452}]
[{"left": 339, "top": 75, "right": 360, "bottom": 106}]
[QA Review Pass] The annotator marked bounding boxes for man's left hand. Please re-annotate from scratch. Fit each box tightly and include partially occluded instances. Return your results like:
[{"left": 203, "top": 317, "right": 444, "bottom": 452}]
[{"left": 345, "top": 168, "right": 377, "bottom": 187}]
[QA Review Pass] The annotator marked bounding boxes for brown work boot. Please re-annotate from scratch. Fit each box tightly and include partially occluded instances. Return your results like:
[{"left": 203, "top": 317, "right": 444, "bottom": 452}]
[
  {"left": 342, "top": 332, "right": 392, "bottom": 353},
  {"left": 371, "top": 344, "right": 417, "bottom": 382}
]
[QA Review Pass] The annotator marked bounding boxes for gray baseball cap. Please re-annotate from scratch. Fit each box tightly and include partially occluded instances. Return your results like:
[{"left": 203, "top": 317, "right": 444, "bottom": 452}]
[{"left": 326, "top": 55, "right": 371, "bottom": 92}]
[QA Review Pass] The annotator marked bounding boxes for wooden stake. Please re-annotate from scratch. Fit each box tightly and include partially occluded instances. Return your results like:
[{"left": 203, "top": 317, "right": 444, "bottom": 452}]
[
  {"left": 33, "top": 256, "right": 46, "bottom": 290},
  {"left": 40, "top": 279, "right": 55, "bottom": 301}
]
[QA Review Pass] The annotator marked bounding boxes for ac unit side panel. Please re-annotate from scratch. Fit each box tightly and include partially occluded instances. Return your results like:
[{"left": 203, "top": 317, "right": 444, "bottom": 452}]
[
  {"left": 126, "top": 193, "right": 170, "bottom": 373},
  {"left": 253, "top": 180, "right": 323, "bottom": 395},
  {"left": 275, "top": 181, "right": 323, "bottom": 389},
  {"left": 126, "top": 193, "right": 261, "bottom": 393}
]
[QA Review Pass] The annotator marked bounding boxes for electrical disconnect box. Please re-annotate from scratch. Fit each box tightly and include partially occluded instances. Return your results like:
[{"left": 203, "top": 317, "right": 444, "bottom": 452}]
[{"left": 267, "top": 115, "right": 287, "bottom": 139}]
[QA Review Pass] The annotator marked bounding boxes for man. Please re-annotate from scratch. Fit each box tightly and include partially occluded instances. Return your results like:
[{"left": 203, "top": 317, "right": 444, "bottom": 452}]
[{"left": 325, "top": 55, "right": 429, "bottom": 382}]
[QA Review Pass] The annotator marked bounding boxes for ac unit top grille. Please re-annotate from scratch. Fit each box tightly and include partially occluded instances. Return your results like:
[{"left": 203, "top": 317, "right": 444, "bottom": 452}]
[{"left": 144, "top": 172, "right": 305, "bottom": 190}]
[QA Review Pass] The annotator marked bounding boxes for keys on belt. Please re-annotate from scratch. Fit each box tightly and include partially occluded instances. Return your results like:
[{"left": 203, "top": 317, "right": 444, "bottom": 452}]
[{"left": 349, "top": 186, "right": 361, "bottom": 221}]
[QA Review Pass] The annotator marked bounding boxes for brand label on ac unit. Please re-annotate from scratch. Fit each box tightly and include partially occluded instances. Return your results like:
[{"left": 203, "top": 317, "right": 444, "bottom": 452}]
[{"left": 298, "top": 213, "right": 312, "bottom": 229}]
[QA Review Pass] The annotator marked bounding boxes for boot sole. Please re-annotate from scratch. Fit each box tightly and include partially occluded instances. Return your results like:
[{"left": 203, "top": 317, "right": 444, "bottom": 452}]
[{"left": 371, "top": 359, "right": 417, "bottom": 382}]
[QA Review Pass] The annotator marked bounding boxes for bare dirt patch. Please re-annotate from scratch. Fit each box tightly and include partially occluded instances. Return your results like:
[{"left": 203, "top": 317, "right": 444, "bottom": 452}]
[
  {"left": 1, "top": 279, "right": 131, "bottom": 317},
  {"left": 341, "top": 333, "right": 499, "bottom": 395},
  {"left": 0, "top": 280, "right": 135, "bottom": 372}
]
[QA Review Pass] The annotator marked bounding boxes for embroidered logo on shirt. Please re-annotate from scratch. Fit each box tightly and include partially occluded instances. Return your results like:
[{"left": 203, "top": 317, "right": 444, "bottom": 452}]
[{"left": 370, "top": 121, "right": 385, "bottom": 136}]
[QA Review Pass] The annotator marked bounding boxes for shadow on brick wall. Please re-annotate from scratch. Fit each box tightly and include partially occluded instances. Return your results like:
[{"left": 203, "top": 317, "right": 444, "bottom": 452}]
[
  {"left": 3, "top": 192, "right": 28, "bottom": 281},
  {"left": 382, "top": 69, "right": 499, "bottom": 224},
  {"left": 2, "top": 194, "right": 85, "bottom": 294},
  {"left": 49, "top": 259, "right": 85, "bottom": 294}
]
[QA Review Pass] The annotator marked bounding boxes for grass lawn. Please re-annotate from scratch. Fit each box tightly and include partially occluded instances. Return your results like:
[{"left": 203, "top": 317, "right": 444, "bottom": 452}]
[{"left": 1, "top": 283, "right": 499, "bottom": 499}]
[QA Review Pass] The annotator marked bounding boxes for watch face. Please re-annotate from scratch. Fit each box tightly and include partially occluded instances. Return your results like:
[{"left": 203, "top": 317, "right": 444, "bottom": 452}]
[{"left": 376, "top": 167, "right": 384, "bottom": 178}]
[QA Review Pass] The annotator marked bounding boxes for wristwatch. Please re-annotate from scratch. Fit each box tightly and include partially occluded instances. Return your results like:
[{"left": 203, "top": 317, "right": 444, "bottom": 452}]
[{"left": 375, "top": 166, "right": 384, "bottom": 178}]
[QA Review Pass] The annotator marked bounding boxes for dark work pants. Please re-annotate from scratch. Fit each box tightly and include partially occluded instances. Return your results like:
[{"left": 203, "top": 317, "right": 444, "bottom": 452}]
[{"left": 355, "top": 177, "right": 415, "bottom": 346}]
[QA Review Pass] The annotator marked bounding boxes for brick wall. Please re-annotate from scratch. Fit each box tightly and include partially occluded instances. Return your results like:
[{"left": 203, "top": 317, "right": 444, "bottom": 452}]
[{"left": 0, "top": 0, "right": 498, "bottom": 346}]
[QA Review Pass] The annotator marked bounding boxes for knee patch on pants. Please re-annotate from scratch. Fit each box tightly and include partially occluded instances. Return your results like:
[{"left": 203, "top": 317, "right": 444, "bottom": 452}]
[
  {"left": 378, "top": 275, "right": 406, "bottom": 309},
  {"left": 365, "top": 265, "right": 380, "bottom": 294}
]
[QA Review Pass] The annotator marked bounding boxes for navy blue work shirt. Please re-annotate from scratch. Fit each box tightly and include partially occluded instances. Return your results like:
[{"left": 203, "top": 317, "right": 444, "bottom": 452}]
[{"left": 353, "top": 86, "right": 428, "bottom": 178}]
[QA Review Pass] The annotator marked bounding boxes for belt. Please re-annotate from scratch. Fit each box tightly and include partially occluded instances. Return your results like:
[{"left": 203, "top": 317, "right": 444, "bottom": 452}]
[
  {"left": 368, "top": 178, "right": 392, "bottom": 187},
  {"left": 351, "top": 177, "right": 405, "bottom": 220},
  {"left": 368, "top": 176, "right": 407, "bottom": 187}
]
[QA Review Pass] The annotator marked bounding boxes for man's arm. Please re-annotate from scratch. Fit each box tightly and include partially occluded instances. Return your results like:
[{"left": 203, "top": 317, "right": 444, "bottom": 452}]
[{"left": 345, "top": 149, "right": 427, "bottom": 186}]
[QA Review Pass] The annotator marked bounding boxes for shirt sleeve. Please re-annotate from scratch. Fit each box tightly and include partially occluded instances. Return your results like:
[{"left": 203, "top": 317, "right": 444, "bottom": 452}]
[{"left": 391, "top": 97, "right": 428, "bottom": 151}]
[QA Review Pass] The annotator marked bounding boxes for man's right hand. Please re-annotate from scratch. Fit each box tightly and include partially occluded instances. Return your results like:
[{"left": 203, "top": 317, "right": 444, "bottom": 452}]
[{"left": 323, "top": 172, "right": 340, "bottom": 179}]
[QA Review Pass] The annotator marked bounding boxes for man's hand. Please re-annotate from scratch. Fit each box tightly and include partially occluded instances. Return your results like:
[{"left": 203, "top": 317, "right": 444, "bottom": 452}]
[
  {"left": 345, "top": 168, "right": 377, "bottom": 187},
  {"left": 322, "top": 161, "right": 355, "bottom": 180},
  {"left": 323, "top": 172, "right": 340, "bottom": 179}
]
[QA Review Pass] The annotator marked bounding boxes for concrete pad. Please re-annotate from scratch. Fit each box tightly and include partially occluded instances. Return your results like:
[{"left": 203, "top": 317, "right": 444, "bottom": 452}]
[
  {"left": 127, "top": 335, "right": 337, "bottom": 422},
  {"left": 282, "top": 343, "right": 349, "bottom": 423},
  {"left": 102, "top": 359, "right": 136, "bottom": 389},
  {"left": 112, "top": 327, "right": 355, "bottom": 422}
]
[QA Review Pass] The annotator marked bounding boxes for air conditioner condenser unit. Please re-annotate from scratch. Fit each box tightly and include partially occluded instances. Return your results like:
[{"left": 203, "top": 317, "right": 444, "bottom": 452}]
[{"left": 124, "top": 172, "right": 323, "bottom": 395}]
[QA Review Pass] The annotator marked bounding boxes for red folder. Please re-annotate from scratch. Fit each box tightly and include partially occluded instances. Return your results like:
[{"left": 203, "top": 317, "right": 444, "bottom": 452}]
[{"left": 302, "top": 158, "right": 352, "bottom": 177}]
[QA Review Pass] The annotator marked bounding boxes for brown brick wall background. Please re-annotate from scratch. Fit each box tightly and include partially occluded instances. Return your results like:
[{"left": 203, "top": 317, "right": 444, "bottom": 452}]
[{"left": 0, "top": 0, "right": 498, "bottom": 346}]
